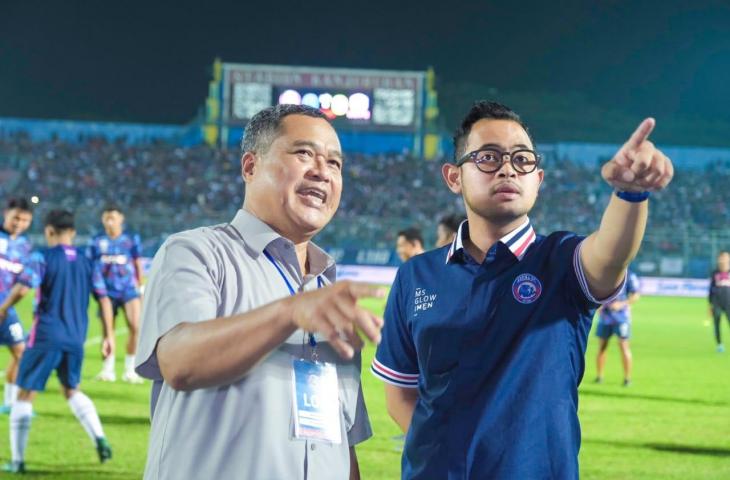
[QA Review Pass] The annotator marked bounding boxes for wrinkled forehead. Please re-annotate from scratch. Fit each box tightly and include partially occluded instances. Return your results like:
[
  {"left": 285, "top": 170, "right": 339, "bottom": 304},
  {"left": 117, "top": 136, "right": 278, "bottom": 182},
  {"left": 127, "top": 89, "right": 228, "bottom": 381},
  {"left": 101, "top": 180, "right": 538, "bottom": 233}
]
[
  {"left": 466, "top": 119, "right": 533, "bottom": 152},
  {"left": 274, "top": 115, "right": 342, "bottom": 155}
]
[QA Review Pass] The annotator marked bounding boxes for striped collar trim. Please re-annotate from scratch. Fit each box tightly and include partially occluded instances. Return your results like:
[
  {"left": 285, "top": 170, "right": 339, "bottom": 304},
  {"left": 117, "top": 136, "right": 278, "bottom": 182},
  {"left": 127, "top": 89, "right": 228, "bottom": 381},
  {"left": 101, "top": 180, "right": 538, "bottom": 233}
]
[{"left": 446, "top": 218, "right": 536, "bottom": 264}]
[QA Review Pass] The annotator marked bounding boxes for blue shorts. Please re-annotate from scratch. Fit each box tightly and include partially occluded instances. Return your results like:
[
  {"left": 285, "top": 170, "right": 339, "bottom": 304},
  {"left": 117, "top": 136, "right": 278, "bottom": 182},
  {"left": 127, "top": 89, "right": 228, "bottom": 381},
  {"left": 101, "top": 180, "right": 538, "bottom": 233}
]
[
  {"left": 100, "top": 289, "right": 140, "bottom": 318},
  {"left": 596, "top": 322, "right": 631, "bottom": 340},
  {"left": 0, "top": 309, "right": 25, "bottom": 346},
  {"left": 109, "top": 286, "right": 140, "bottom": 305},
  {"left": 16, "top": 347, "right": 83, "bottom": 391}
]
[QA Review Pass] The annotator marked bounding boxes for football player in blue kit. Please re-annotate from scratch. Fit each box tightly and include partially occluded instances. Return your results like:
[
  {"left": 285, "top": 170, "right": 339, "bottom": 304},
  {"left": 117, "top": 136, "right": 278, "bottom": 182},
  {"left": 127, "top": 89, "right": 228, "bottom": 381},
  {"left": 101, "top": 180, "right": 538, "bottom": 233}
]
[
  {"left": 595, "top": 270, "right": 641, "bottom": 386},
  {"left": 0, "top": 198, "right": 33, "bottom": 413},
  {"left": 87, "top": 205, "right": 143, "bottom": 383},
  {"left": 0, "top": 210, "right": 114, "bottom": 473}
]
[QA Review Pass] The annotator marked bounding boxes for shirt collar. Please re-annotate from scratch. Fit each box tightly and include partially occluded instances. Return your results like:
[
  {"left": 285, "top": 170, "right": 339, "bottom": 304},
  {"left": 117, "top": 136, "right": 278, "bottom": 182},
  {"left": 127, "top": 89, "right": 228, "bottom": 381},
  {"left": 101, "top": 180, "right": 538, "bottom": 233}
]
[
  {"left": 230, "top": 209, "right": 280, "bottom": 256},
  {"left": 230, "top": 209, "right": 336, "bottom": 282},
  {"left": 446, "top": 217, "right": 536, "bottom": 264},
  {"left": 305, "top": 242, "right": 337, "bottom": 283}
]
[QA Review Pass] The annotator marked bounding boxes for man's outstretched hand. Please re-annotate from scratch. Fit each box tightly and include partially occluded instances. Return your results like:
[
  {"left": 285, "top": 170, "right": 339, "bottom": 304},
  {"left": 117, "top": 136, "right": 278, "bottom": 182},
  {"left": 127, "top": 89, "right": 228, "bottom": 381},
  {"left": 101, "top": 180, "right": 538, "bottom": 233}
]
[
  {"left": 602, "top": 118, "right": 674, "bottom": 193},
  {"left": 289, "top": 280, "right": 386, "bottom": 360}
]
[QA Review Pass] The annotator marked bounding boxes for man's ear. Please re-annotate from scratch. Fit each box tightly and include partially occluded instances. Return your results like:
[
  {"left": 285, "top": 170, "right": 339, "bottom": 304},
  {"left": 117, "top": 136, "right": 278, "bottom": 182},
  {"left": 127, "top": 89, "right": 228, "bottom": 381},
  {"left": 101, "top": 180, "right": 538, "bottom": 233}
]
[
  {"left": 241, "top": 151, "right": 257, "bottom": 183},
  {"left": 442, "top": 163, "right": 463, "bottom": 194}
]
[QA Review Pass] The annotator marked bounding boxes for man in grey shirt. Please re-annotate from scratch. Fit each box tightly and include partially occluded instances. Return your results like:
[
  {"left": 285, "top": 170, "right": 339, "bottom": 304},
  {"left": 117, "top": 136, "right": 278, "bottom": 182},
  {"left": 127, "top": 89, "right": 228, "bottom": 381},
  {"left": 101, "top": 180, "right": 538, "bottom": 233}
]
[{"left": 136, "top": 104, "right": 383, "bottom": 480}]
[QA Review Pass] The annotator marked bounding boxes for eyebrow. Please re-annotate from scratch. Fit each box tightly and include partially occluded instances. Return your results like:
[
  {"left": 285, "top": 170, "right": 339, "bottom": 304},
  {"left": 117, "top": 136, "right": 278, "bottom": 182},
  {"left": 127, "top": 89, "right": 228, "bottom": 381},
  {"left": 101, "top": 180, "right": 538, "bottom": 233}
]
[
  {"left": 475, "top": 143, "right": 532, "bottom": 151},
  {"left": 291, "top": 140, "right": 344, "bottom": 161}
]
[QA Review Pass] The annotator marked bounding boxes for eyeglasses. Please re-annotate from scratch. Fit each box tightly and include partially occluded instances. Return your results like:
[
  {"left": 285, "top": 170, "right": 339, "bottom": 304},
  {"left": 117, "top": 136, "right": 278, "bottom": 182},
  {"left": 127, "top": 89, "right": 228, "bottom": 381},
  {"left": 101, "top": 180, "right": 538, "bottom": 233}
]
[{"left": 456, "top": 148, "right": 542, "bottom": 174}]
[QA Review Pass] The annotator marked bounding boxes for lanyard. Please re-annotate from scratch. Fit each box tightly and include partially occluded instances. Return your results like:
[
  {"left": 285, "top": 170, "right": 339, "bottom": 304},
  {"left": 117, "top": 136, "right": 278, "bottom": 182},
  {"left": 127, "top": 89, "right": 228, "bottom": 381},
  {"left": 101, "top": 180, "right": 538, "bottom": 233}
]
[{"left": 263, "top": 249, "right": 323, "bottom": 348}]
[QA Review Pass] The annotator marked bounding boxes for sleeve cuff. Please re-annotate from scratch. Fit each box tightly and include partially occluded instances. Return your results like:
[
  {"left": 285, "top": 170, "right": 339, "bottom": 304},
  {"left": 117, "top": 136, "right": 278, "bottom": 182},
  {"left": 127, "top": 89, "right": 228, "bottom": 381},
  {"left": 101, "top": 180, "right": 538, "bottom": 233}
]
[
  {"left": 370, "top": 357, "right": 419, "bottom": 388},
  {"left": 573, "top": 240, "right": 628, "bottom": 305}
]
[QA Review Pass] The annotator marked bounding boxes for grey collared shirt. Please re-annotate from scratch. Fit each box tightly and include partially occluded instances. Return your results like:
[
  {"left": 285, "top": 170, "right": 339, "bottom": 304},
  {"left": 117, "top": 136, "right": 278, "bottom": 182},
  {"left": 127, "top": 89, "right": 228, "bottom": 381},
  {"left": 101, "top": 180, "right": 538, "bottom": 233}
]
[{"left": 136, "top": 209, "right": 372, "bottom": 480}]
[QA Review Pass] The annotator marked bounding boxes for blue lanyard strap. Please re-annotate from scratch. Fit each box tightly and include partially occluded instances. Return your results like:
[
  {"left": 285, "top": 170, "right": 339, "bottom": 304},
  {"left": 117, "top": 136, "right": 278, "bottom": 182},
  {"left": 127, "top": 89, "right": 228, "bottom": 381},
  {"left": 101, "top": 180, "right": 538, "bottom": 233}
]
[
  {"left": 263, "top": 249, "right": 324, "bottom": 348},
  {"left": 263, "top": 249, "right": 296, "bottom": 295}
]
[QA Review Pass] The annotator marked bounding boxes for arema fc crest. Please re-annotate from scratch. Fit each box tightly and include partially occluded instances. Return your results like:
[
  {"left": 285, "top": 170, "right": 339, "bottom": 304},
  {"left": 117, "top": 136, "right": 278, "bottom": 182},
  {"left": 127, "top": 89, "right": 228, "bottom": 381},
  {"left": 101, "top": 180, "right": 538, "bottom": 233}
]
[{"left": 512, "top": 273, "right": 542, "bottom": 304}]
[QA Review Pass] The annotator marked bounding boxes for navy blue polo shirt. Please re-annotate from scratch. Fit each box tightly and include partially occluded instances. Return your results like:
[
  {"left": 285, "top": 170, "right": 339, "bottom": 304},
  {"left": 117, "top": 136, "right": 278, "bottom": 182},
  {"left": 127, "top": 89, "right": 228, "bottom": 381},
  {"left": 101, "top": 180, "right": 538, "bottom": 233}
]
[{"left": 372, "top": 219, "right": 623, "bottom": 479}]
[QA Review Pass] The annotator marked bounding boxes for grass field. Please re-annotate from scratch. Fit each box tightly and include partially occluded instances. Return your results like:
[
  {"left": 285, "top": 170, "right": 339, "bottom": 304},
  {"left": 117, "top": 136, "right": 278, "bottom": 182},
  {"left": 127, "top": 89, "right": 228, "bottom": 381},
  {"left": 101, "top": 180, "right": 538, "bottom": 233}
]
[{"left": 0, "top": 295, "right": 728, "bottom": 479}]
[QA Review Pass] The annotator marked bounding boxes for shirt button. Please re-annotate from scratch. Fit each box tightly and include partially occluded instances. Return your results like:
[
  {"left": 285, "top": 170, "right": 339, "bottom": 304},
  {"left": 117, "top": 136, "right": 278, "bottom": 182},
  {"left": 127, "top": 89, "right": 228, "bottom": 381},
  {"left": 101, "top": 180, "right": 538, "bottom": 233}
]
[{"left": 310, "top": 444, "right": 316, "bottom": 451}]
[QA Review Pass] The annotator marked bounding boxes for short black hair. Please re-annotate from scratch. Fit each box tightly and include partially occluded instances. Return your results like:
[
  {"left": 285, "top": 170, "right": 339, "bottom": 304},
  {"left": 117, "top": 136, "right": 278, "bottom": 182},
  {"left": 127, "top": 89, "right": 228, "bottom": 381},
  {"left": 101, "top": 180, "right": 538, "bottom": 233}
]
[
  {"left": 397, "top": 227, "right": 424, "bottom": 246},
  {"left": 452, "top": 100, "right": 535, "bottom": 161},
  {"left": 103, "top": 204, "right": 123, "bottom": 214},
  {"left": 438, "top": 213, "right": 466, "bottom": 234},
  {"left": 6, "top": 198, "right": 32, "bottom": 213},
  {"left": 44, "top": 209, "right": 75, "bottom": 232},
  {"left": 241, "top": 104, "right": 329, "bottom": 154}
]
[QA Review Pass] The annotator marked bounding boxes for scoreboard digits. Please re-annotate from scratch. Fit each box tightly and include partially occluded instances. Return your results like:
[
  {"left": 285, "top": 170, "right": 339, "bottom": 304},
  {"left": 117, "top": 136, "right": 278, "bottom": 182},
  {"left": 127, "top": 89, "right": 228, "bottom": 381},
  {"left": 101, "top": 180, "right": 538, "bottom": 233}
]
[{"left": 222, "top": 64, "right": 425, "bottom": 132}]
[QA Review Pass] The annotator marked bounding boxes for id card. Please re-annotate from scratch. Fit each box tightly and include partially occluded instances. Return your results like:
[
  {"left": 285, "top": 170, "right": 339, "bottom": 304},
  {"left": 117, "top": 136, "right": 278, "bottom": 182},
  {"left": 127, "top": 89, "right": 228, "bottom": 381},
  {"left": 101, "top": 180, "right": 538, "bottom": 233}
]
[{"left": 291, "top": 358, "right": 342, "bottom": 444}]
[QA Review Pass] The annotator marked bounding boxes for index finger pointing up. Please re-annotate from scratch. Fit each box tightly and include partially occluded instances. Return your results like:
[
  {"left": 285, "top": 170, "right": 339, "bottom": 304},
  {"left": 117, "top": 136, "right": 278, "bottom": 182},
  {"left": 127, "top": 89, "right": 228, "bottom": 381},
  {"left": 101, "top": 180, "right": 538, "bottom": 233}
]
[{"left": 627, "top": 117, "right": 656, "bottom": 150}]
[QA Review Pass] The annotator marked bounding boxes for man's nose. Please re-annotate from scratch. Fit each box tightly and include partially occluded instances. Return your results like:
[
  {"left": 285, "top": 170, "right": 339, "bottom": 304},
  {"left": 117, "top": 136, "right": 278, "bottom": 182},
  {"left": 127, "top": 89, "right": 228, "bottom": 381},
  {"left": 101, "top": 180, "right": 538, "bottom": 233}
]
[
  {"left": 307, "top": 155, "right": 332, "bottom": 181},
  {"left": 497, "top": 155, "right": 517, "bottom": 177}
]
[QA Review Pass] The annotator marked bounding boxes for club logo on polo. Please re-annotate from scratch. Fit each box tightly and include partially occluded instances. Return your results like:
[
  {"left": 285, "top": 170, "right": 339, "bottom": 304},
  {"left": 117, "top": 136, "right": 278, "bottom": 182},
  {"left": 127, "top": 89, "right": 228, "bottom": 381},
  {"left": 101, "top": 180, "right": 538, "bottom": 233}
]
[
  {"left": 512, "top": 273, "right": 542, "bottom": 304},
  {"left": 414, "top": 287, "right": 437, "bottom": 315}
]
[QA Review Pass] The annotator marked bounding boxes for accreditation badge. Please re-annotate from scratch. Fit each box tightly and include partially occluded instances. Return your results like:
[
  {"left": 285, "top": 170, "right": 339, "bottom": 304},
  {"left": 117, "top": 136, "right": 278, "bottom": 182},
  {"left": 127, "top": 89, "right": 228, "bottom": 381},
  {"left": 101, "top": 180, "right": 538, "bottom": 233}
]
[{"left": 291, "top": 358, "right": 342, "bottom": 444}]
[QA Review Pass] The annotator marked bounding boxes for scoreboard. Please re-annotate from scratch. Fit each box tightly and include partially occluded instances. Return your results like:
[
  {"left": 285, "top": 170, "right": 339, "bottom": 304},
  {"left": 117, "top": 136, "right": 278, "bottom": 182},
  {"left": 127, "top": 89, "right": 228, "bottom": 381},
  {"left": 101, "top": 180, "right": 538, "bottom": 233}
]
[{"left": 219, "top": 63, "right": 426, "bottom": 132}]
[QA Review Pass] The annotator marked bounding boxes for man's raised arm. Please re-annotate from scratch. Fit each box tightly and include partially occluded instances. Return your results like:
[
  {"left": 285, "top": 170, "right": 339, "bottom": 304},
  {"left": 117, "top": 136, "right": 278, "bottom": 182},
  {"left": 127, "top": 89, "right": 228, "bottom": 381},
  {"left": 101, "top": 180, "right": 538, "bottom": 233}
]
[{"left": 581, "top": 118, "right": 674, "bottom": 299}]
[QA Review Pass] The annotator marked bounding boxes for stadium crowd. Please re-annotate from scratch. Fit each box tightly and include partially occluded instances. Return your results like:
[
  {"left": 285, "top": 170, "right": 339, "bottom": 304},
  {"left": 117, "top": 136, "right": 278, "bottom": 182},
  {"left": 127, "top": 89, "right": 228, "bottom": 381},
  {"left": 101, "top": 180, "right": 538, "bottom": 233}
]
[{"left": 2, "top": 133, "right": 730, "bottom": 252}]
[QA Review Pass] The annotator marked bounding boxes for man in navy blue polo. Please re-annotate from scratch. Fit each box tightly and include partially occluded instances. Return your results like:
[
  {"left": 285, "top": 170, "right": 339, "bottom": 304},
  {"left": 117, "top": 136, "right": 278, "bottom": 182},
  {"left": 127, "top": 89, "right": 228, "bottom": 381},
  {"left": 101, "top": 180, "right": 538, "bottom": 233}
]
[{"left": 372, "top": 101, "right": 674, "bottom": 479}]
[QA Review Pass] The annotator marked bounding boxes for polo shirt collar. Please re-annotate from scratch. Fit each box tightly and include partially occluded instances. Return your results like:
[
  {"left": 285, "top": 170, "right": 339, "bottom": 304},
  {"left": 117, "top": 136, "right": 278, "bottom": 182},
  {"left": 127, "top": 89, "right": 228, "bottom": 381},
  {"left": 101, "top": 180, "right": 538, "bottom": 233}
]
[
  {"left": 446, "top": 217, "right": 536, "bottom": 264},
  {"left": 306, "top": 241, "right": 337, "bottom": 283},
  {"left": 230, "top": 209, "right": 336, "bottom": 282}
]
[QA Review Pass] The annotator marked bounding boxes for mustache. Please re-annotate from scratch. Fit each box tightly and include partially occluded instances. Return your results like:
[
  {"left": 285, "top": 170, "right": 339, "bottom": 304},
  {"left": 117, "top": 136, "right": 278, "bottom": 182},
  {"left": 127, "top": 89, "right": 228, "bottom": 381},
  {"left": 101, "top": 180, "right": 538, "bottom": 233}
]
[{"left": 491, "top": 182, "right": 522, "bottom": 194}]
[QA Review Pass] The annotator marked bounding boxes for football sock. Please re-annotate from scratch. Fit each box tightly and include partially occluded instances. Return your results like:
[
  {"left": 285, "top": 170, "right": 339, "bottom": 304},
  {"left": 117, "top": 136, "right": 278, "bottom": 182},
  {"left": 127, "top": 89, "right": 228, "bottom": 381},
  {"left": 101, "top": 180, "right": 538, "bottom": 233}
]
[
  {"left": 102, "top": 355, "right": 115, "bottom": 374},
  {"left": 124, "top": 354, "right": 136, "bottom": 374},
  {"left": 4, "top": 383, "right": 18, "bottom": 407},
  {"left": 9, "top": 400, "right": 32, "bottom": 463},
  {"left": 68, "top": 392, "right": 105, "bottom": 442}
]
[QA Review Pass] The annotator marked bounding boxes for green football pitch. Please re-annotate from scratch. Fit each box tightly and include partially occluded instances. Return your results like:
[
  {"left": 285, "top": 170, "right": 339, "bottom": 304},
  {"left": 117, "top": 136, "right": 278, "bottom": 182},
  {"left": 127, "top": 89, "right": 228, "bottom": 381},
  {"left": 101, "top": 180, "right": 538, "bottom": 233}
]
[{"left": 0, "top": 294, "right": 728, "bottom": 479}]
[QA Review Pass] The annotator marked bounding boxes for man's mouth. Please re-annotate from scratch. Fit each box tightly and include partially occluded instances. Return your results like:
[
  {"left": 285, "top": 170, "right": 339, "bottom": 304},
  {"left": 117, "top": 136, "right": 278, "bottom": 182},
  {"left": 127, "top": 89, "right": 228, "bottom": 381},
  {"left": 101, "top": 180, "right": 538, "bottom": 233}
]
[
  {"left": 297, "top": 187, "right": 328, "bottom": 205},
  {"left": 493, "top": 183, "right": 521, "bottom": 195}
]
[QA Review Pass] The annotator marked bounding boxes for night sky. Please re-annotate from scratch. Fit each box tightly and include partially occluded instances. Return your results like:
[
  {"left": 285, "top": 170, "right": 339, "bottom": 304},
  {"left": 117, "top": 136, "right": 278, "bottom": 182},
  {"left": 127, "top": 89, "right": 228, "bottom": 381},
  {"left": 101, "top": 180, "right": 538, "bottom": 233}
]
[{"left": 2, "top": 0, "right": 729, "bottom": 136}]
